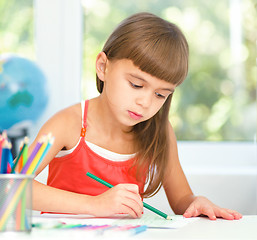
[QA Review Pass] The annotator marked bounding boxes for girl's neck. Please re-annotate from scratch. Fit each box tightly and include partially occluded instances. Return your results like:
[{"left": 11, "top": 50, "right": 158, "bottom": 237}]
[
  {"left": 93, "top": 96, "right": 132, "bottom": 134},
  {"left": 86, "top": 96, "right": 135, "bottom": 154}
]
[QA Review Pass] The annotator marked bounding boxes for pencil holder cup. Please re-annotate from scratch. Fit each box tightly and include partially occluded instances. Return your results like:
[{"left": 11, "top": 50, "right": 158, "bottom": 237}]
[{"left": 0, "top": 174, "right": 34, "bottom": 232}]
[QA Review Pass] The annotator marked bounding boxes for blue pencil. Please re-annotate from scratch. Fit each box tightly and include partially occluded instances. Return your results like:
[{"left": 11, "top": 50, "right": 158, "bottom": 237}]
[
  {"left": 0, "top": 142, "right": 10, "bottom": 173},
  {"left": 129, "top": 225, "right": 148, "bottom": 235}
]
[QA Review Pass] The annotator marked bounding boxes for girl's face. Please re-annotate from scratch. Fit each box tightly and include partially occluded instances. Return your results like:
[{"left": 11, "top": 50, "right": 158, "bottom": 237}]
[{"left": 100, "top": 58, "right": 175, "bottom": 128}]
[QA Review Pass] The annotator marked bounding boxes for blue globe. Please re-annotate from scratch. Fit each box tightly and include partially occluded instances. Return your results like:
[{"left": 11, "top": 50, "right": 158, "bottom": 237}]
[{"left": 0, "top": 54, "right": 48, "bottom": 131}]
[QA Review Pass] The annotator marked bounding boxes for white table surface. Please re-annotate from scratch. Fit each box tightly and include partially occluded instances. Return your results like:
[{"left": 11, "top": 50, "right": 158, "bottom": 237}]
[{"left": 0, "top": 215, "right": 256, "bottom": 240}]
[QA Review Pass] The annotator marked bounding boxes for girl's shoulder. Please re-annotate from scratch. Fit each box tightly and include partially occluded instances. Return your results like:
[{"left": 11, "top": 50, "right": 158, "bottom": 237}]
[
  {"left": 52, "top": 103, "right": 81, "bottom": 123},
  {"left": 43, "top": 102, "right": 82, "bottom": 150},
  {"left": 42, "top": 102, "right": 82, "bottom": 140}
]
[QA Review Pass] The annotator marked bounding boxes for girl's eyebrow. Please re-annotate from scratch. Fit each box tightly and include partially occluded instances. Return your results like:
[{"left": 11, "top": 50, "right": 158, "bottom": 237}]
[{"left": 129, "top": 73, "right": 175, "bottom": 93}]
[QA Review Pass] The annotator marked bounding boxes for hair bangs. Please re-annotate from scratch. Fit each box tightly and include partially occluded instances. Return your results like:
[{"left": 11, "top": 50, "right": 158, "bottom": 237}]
[{"left": 127, "top": 35, "right": 188, "bottom": 86}]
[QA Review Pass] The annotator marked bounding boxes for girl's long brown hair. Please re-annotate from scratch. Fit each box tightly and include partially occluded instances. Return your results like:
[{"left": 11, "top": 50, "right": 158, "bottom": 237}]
[{"left": 96, "top": 12, "right": 189, "bottom": 197}]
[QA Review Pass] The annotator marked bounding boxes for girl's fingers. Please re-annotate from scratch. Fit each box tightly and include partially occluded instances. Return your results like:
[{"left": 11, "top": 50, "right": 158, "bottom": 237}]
[
  {"left": 121, "top": 200, "right": 142, "bottom": 218},
  {"left": 121, "top": 183, "right": 140, "bottom": 193},
  {"left": 183, "top": 204, "right": 197, "bottom": 218},
  {"left": 112, "top": 191, "right": 143, "bottom": 217},
  {"left": 216, "top": 209, "right": 234, "bottom": 220},
  {"left": 119, "top": 204, "right": 139, "bottom": 218},
  {"left": 226, "top": 209, "right": 242, "bottom": 219},
  {"left": 110, "top": 184, "right": 143, "bottom": 217},
  {"left": 93, "top": 183, "right": 143, "bottom": 218},
  {"left": 121, "top": 184, "right": 143, "bottom": 204},
  {"left": 185, "top": 205, "right": 216, "bottom": 220},
  {"left": 115, "top": 184, "right": 143, "bottom": 204},
  {"left": 183, "top": 197, "right": 243, "bottom": 221},
  {"left": 120, "top": 191, "right": 143, "bottom": 217},
  {"left": 216, "top": 208, "right": 242, "bottom": 220},
  {"left": 203, "top": 208, "right": 216, "bottom": 220}
]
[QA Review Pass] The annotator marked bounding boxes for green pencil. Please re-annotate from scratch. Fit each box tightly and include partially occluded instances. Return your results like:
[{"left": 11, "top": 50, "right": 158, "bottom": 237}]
[
  {"left": 11, "top": 137, "right": 28, "bottom": 173},
  {"left": 86, "top": 172, "right": 172, "bottom": 220}
]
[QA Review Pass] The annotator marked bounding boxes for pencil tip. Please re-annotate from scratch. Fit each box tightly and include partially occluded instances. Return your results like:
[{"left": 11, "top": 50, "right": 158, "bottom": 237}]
[
  {"left": 2, "top": 130, "right": 7, "bottom": 139},
  {"left": 166, "top": 216, "right": 172, "bottom": 220},
  {"left": 3, "top": 139, "right": 10, "bottom": 148},
  {"left": 39, "top": 135, "right": 47, "bottom": 142},
  {"left": 49, "top": 137, "right": 55, "bottom": 144},
  {"left": 24, "top": 136, "right": 29, "bottom": 143}
]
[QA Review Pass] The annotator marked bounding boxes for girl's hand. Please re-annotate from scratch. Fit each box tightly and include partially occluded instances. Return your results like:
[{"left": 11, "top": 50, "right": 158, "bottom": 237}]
[
  {"left": 92, "top": 184, "right": 143, "bottom": 218},
  {"left": 183, "top": 196, "right": 242, "bottom": 220}
]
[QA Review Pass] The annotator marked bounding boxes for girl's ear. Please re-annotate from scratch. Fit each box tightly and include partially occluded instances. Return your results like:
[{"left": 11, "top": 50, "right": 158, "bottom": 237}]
[{"left": 96, "top": 52, "right": 107, "bottom": 81}]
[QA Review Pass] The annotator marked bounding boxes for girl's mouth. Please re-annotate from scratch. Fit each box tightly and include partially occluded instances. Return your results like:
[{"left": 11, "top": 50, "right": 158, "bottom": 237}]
[{"left": 128, "top": 110, "right": 143, "bottom": 120}]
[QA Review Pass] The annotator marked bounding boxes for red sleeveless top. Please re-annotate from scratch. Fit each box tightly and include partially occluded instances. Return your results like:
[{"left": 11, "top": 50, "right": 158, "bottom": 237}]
[{"left": 47, "top": 100, "right": 146, "bottom": 196}]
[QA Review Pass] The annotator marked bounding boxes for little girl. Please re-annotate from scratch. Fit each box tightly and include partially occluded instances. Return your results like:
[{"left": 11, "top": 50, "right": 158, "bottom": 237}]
[{"left": 31, "top": 12, "right": 242, "bottom": 220}]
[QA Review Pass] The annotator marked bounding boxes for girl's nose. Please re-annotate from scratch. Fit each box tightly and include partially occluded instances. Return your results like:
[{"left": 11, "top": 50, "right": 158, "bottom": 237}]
[{"left": 136, "top": 92, "right": 152, "bottom": 109}]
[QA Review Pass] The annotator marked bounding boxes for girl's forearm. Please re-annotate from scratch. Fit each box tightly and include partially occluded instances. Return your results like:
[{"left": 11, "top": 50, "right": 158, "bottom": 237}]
[
  {"left": 32, "top": 180, "right": 95, "bottom": 214},
  {"left": 173, "top": 193, "right": 196, "bottom": 214}
]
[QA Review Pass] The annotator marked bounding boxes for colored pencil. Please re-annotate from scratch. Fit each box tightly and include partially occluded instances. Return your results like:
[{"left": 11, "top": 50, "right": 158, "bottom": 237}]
[
  {"left": 20, "top": 140, "right": 43, "bottom": 174},
  {"left": 23, "top": 140, "right": 28, "bottom": 168},
  {"left": 15, "top": 201, "right": 22, "bottom": 231},
  {"left": 86, "top": 172, "right": 172, "bottom": 220},
  {"left": 97, "top": 225, "right": 118, "bottom": 235},
  {"left": 0, "top": 135, "right": 4, "bottom": 172},
  {"left": 20, "top": 181, "right": 27, "bottom": 231},
  {"left": 0, "top": 132, "right": 7, "bottom": 174},
  {"left": 6, "top": 144, "right": 13, "bottom": 173},
  {"left": 0, "top": 141, "right": 10, "bottom": 173},
  {"left": 11, "top": 137, "right": 29, "bottom": 173},
  {"left": 129, "top": 225, "right": 148, "bottom": 235}
]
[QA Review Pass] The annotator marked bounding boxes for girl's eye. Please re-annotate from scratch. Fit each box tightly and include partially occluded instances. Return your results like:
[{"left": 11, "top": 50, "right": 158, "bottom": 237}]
[
  {"left": 130, "top": 82, "right": 142, "bottom": 88},
  {"left": 155, "top": 92, "right": 165, "bottom": 98}
]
